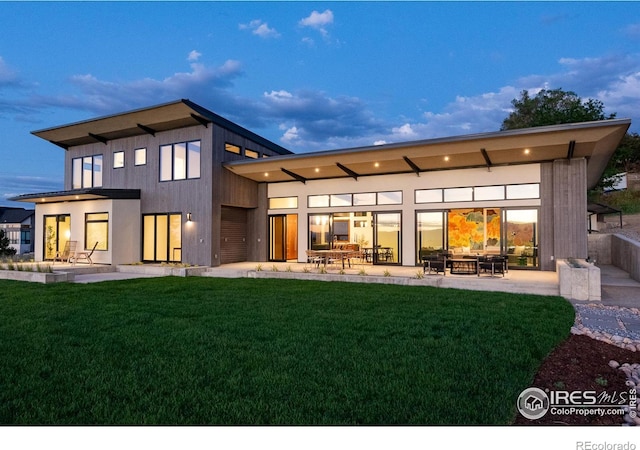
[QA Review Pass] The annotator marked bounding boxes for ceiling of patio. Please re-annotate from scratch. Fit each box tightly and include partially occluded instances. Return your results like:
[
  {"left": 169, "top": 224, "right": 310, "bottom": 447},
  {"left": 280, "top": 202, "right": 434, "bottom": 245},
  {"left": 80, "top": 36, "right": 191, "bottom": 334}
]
[{"left": 225, "top": 119, "right": 630, "bottom": 189}]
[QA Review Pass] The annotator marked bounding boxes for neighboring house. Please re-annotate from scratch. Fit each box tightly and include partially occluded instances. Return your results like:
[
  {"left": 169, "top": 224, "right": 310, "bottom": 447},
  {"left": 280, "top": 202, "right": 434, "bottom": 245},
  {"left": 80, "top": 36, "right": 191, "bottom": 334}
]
[
  {"left": 11, "top": 99, "right": 630, "bottom": 271},
  {"left": 0, "top": 207, "right": 35, "bottom": 255}
]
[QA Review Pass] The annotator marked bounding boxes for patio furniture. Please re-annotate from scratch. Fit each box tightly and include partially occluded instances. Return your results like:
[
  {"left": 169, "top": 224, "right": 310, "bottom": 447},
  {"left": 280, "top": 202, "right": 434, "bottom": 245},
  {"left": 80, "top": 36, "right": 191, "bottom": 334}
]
[
  {"left": 306, "top": 250, "right": 324, "bottom": 268},
  {"left": 52, "top": 240, "right": 77, "bottom": 264},
  {"left": 71, "top": 241, "right": 98, "bottom": 265},
  {"left": 478, "top": 256, "right": 506, "bottom": 277},
  {"left": 422, "top": 254, "right": 446, "bottom": 275},
  {"left": 449, "top": 258, "right": 478, "bottom": 275}
]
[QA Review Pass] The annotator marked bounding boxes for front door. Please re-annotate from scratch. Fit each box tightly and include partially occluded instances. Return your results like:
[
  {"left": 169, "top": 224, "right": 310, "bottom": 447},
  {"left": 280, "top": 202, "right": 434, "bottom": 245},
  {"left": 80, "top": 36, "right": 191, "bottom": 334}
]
[{"left": 269, "top": 214, "right": 298, "bottom": 261}]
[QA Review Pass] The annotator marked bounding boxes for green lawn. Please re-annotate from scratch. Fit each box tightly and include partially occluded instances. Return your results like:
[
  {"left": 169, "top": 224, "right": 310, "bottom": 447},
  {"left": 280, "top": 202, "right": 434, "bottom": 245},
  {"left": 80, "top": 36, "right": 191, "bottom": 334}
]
[{"left": 0, "top": 277, "right": 574, "bottom": 425}]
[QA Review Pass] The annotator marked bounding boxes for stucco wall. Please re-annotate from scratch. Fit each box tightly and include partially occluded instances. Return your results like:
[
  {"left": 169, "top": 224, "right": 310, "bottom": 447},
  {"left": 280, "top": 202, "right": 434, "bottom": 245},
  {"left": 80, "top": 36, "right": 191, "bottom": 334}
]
[
  {"left": 268, "top": 164, "right": 542, "bottom": 266},
  {"left": 34, "top": 199, "right": 140, "bottom": 264}
]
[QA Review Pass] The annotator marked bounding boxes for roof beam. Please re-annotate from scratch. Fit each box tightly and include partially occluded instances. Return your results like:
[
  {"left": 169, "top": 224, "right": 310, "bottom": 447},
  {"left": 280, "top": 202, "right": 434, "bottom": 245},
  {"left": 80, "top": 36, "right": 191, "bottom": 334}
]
[
  {"left": 137, "top": 123, "right": 156, "bottom": 136},
  {"left": 49, "top": 140, "right": 69, "bottom": 150},
  {"left": 281, "top": 167, "right": 307, "bottom": 184},
  {"left": 190, "top": 114, "right": 209, "bottom": 128},
  {"left": 336, "top": 163, "right": 359, "bottom": 180},
  {"left": 480, "top": 148, "right": 492, "bottom": 171},
  {"left": 88, "top": 133, "right": 108, "bottom": 145},
  {"left": 567, "top": 140, "right": 576, "bottom": 160},
  {"left": 403, "top": 156, "right": 421, "bottom": 176}
]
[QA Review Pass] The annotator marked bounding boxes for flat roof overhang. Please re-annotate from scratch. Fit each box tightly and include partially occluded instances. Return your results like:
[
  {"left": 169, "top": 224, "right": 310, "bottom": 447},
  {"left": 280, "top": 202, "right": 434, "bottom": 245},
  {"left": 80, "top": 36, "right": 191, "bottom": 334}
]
[
  {"left": 9, "top": 188, "right": 141, "bottom": 204},
  {"left": 32, "top": 99, "right": 291, "bottom": 155},
  {"left": 225, "top": 119, "right": 631, "bottom": 190}
]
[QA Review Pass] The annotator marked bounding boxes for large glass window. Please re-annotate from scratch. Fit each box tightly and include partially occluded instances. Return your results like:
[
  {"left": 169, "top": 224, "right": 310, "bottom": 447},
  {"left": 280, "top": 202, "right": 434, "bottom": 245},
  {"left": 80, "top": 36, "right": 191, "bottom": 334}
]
[
  {"left": 85, "top": 213, "right": 108, "bottom": 251},
  {"left": 72, "top": 155, "right": 102, "bottom": 189},
  {"left": 448, "top": 208, "right": 501, "bottom": 253},
  {"left": 159, "top": 140, "right": 200, "bottom": 181},
  {"left": 505, "top": 209, "right": 538, "bottom": 268},
  {"left": 309, "top": 214, "right": 331, "bottom": 250},
  {"left": 416, "top": 211, "right": 445, "bottom": 260},
  {"left": 142, "top": 213, "right": 182, "bottom": 262},
  {"left": 43, "top": 215, "right": 70, "bottom": 260},
  {"left": 374, "top": 212, "right": 401, "bottom": 264}
]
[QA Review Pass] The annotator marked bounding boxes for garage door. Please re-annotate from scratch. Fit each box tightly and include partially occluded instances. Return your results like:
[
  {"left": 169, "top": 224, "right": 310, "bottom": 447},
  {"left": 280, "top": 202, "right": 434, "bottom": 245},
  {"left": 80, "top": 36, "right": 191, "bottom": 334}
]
[{"left": 220, "top": 206, "right": 248, "bottom": 264}]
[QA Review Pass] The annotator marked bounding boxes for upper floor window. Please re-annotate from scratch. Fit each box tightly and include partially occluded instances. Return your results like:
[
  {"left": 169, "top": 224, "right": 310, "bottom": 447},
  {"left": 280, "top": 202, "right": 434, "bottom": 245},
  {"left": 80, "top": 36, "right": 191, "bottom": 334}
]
[
  {"left": 160, "top": 140, "right": 200, "bottom": 181},
  {"left": 113, "top": 151, "right": 125, "bottom": 169},
  {"left": 225, "top": 143, "right": 241, "bottom": 155},
  {"left": 72, "top": 155, "right": 103, "bottom": 189},
  {"left": 245, "top": 149, "right": 259, "bottom": 159},
  {"left": 134, "top": 148, "right": 147, "bottom": 166}
]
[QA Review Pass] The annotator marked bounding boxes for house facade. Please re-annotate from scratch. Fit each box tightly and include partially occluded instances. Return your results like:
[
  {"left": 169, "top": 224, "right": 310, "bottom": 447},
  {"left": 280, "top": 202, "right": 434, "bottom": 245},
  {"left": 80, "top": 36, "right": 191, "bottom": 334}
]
[
  {"left": 12, "top": 99, "right": 630, "bottom": 270},
  {"left": 0, "top": 207, "right": 35, "bottom": 255}
]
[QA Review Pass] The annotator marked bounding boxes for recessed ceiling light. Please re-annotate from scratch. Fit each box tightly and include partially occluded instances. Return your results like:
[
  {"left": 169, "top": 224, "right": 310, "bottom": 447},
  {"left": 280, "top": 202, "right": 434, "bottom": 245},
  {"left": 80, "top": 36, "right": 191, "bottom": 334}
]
[
  {"left": 315, "top": 168, "right": 320, "bottom": 173},
  {"left": 444, "top": 156, "right": 450, "bottom": 162},
  {"left": 524, "top": 149, "right": 530, "bottom": 155},
  {"left": 264, "top": 172, "right": 269, "bottom": 177},
  {"left": 374, "top": 162, "right": 380, "bottom": 168}
]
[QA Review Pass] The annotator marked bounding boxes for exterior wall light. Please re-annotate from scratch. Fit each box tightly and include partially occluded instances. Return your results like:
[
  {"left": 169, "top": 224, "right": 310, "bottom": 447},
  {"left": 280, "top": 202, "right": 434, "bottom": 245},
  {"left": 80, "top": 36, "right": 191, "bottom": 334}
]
[{"left": 187, "top": 212, "right": 192, "bottom": 222}]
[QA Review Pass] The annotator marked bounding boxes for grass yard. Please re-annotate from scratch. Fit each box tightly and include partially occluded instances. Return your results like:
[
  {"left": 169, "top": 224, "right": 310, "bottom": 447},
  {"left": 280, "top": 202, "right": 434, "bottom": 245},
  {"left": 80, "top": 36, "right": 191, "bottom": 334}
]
[{"left": 0, "top": 277, "right": 574, "bottom": 425}]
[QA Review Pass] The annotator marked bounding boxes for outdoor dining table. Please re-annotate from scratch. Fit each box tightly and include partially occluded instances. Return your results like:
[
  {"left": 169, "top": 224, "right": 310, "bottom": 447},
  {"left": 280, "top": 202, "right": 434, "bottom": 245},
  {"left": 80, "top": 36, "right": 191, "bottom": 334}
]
[{"left": 313, "top": 249, "right": 354, "bottom": 269}]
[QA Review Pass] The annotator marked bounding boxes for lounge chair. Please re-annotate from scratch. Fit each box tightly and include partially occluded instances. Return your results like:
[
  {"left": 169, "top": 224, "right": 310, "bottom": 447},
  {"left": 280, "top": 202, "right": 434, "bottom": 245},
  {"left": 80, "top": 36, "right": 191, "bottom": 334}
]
[
  {"left": 71, "top": 241, "right": 98, "bottom": 265},
  {"left": 52, "top": 240, "right": 77, "bottom": 264}
]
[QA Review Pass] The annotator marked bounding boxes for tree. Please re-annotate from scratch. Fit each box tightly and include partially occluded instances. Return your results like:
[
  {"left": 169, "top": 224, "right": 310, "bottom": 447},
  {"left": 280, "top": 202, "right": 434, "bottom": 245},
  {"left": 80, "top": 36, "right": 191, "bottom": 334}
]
[
  {"left": 0, "top": 230, "right": 17, "bottom": 257},
  {"left": 501, "top": 88, "right": 615, "bottom": 130},
  {"left": 501, "top": 88, "right": 636, "bottom": 192}
]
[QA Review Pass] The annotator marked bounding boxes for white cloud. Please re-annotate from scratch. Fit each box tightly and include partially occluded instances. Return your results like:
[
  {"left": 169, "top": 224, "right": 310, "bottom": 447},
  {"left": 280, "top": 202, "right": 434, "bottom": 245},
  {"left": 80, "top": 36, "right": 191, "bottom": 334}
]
[
  {"left": 187, "top": 50, "right": 202, "bottom": 62},
  {"left": 239, "top": 19, "right": 280, "bottom": 39},
  {"left": 299, "top": 10, "right": 334, "bottom": 38}
]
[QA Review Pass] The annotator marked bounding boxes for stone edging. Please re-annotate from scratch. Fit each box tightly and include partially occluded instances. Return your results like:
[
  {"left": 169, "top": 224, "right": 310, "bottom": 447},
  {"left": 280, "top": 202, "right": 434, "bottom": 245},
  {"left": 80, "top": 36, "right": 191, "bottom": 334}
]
[{"left": 571, "top": 303, "right": 640, "bottom": 352}]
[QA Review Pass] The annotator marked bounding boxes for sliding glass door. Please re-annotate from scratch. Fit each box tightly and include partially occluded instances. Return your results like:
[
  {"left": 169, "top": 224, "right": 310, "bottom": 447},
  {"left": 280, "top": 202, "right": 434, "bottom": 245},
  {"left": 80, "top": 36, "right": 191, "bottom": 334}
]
[
  {"left": 142, "top": 213, "right": 182, "bottom": 262},
  {"left": 504, "top": 209, "right": 538, "bottom": 268},
  {"left": 43, "top": 214, "right": 70, "bottom": 260},
  {"left": 373, "top": 212, "right": 401, "bottom": 264}
]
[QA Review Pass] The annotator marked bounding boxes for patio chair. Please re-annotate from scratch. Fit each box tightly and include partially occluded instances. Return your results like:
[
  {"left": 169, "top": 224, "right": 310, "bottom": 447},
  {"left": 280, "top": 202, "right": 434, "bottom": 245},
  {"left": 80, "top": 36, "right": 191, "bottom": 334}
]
[
  {"left": 52, "top": 240, "right": 77, "bottom": 264},
  {"left": 422, "top": 254, "right": 446, "bottom": 275},
  {"left": 305, "top": 250, "right": 323, "bottom": 268},
  {"left": 478, "top": 256, "right": 506, "bottom": 277},
  {"left": 71, "top": 241, "right": 98, "bottom": 266}
]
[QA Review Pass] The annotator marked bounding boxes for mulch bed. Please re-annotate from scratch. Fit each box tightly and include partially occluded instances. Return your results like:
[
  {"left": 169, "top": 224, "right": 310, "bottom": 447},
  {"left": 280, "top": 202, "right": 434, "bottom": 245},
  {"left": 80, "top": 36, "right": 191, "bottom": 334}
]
[{"left": 514, "top": 334, "right": 638, "bottom": 425}]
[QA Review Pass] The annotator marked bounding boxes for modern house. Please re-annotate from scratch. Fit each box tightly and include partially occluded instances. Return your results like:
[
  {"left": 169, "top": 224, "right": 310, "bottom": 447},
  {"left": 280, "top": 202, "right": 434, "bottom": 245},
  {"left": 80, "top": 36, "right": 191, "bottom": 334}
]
[
  {"left": 11, "top": 99, "right": 630, "bottom": 271},
  {"left": 0, "top": 207, "right": 35, "bottom": 255}
]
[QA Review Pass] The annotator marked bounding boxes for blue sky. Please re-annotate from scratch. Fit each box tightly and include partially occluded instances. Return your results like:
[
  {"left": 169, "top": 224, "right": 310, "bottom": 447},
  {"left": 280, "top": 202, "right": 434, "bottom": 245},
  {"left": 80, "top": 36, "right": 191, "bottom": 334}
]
[{"left": 1, "top": 1, "right": 640, "bottom": 207}]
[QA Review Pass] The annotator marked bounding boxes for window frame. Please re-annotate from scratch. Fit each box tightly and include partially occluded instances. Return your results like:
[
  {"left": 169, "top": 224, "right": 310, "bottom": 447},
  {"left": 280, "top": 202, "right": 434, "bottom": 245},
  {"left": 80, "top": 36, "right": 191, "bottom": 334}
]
[
  {"left": 84, "top": 212, "right": 109, "bottom": 251},
  {"left": 159, "top": 140, "right": 201, "bottom": 182},
  {"left": 72, "top": 155, "right": 103, "bottom": 189}
]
